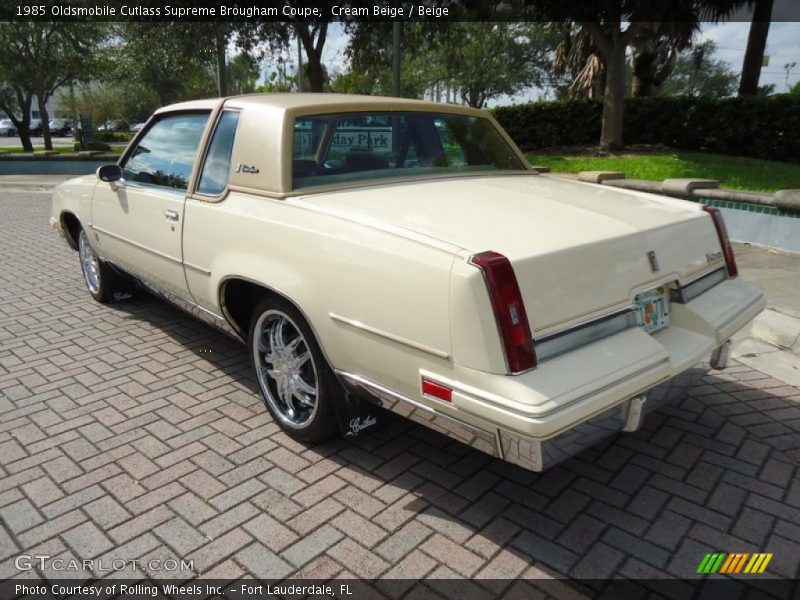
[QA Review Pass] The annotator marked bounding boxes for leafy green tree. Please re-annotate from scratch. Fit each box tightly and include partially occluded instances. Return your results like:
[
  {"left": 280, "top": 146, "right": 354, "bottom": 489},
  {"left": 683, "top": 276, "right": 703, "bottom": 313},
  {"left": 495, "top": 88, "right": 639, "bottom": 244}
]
[
  {"left": 239, "top": 22, "right": 329, "bottom": 93},
  {"left": 659, "top": 41, "right": 738, "bottom": 98},
  {"left": 788, "top": 81, "right": 800, "bottom": 96},
  {"left": 429, "top": 23, "right": 556, "bottom": 108},
  {"left": 59, "top": 82, "right": 160, "bottom": 128},
  {"left": 114, "top": 23, "right": 217, "bottom": 106},
  {"left": 0, "top": 22, "right": 108, "bottom": 150},
  {"left": 341, "top": 22, "right": 439, "bottom": 98},
  {"left": 343, "top": 22, "right": 555, "bottom": 107},
  {"left": 227, "top": 53, "right": 261, "bottom": 95}
]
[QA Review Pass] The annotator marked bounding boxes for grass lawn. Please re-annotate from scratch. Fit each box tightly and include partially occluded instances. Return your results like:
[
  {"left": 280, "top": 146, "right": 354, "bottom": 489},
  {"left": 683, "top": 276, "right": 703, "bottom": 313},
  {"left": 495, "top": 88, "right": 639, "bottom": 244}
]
[{"left": 528, "top": 151, "right": 800, "bottom": 193}]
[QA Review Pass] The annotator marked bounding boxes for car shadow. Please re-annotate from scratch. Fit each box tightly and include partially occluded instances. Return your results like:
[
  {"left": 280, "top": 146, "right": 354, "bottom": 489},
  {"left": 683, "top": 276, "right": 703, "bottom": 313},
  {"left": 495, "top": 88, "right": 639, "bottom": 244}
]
[{"left": 108, "top": 291, "right": 800, "bottom": 594}]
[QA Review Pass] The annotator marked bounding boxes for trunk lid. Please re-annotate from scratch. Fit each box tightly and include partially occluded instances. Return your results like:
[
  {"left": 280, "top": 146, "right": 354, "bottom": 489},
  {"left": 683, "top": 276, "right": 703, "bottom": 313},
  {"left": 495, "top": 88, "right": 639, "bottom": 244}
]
[{"left": 294, "top": 175, "right": 723, "bottom": 332}]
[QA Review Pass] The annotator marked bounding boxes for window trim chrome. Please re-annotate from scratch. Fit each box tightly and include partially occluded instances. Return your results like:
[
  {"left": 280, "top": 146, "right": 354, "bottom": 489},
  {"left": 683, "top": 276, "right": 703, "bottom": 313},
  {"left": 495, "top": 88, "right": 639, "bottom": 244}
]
[{"left": 193, "top": 107, "right": 243, "bottom": 200}]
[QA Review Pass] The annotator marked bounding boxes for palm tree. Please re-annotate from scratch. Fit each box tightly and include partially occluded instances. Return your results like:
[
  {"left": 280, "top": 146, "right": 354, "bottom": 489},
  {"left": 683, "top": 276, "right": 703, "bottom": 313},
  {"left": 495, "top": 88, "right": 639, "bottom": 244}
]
[{"left": 738, "top": 0, "right": 774, "bottom": 95}]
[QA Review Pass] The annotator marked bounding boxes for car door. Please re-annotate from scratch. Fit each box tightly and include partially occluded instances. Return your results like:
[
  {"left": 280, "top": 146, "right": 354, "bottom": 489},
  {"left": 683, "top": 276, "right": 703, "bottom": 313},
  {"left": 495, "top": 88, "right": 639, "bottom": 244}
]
[{"left": 90, "top": 111, "right": 211, "bottom": 297}]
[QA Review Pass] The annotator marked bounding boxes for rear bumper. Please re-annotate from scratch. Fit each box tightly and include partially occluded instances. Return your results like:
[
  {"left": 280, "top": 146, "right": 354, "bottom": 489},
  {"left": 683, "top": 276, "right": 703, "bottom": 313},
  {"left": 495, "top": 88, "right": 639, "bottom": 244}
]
[
  {"left": 498, "top": 365, "right": 708, "bottom": 471},
  {"left": 341, "top": 277, "right": 765, "bottom": 472}
]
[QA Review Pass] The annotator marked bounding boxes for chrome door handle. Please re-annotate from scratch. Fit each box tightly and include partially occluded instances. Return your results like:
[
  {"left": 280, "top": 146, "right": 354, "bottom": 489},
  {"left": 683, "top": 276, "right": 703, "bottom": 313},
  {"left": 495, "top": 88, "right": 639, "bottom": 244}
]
[{"left": 164, "top": 210, "right": 180, "bottom": 221}]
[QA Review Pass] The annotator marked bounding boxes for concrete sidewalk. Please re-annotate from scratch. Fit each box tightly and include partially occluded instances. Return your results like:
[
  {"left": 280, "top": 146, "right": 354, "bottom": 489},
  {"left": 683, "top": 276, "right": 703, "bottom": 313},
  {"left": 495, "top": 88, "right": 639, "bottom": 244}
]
[{"left": 733, "top": 244, "right": 800, "bottom": 387}]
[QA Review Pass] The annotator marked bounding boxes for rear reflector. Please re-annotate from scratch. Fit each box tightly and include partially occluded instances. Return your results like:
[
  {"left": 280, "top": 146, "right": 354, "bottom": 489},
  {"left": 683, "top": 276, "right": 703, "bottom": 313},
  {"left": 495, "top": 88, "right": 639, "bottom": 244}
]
[
  {"left": 422, "top": 379, "right": 452, "bottom": 402},
  {"left": 469, "top": 251, "right": 537, "bottom": 374},
  {"left": 703, "top": 206, "right": 738, "bottom": 278}
]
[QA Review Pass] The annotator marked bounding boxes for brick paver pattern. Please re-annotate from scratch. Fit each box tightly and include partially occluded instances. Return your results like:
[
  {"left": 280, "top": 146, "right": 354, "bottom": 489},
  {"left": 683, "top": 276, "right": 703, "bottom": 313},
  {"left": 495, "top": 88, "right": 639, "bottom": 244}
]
[{"left": 1, "top": 191, "right": 800, "bottom": 592}]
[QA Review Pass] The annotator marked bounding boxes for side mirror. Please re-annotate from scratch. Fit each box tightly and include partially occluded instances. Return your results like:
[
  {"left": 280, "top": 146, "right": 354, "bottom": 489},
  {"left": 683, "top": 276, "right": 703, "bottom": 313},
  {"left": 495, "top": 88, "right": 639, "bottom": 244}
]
[{"left": 97, "top": 164, "right": 123, "bottom": 183}]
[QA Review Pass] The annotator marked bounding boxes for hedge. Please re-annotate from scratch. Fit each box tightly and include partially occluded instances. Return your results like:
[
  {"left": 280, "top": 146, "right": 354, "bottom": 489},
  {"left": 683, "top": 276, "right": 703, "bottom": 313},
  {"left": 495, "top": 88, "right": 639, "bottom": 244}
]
[{"left": 492, "top": 95, "right": 800, "bottom": 164}]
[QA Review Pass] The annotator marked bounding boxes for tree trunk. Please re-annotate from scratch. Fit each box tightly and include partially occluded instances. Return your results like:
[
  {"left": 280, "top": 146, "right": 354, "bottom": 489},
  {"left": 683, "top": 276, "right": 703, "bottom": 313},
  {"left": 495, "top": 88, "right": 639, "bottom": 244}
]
[
  {"left": 37, "top": 95, "right": 52, "bottom": 151},
  {"left": 631, "top": 48, "right": 656, "bottom": 97},
  {"left": 296, "top": 24, "right": 328, "bottom": 93},
  {"left": 739, "top": 0, "right": 774, "bottom": 96},
  {"left": 600, "top": 43, "right": 626, "bottom": 150},
  {"left": 216, "top": 34, "right": 227, "bottom": 97},
  {"left": 2, "top": 93, "right": 35, "bottom": 152},
  {"left": 306, "top": 52, "right": 325, "bottom": 92}
]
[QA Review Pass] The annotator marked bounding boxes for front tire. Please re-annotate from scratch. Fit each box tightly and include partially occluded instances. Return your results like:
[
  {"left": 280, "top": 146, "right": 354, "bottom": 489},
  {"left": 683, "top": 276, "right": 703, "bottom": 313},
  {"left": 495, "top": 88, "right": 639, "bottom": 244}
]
[
  {"left": 78, "top": 229, "right": 125, "bottom": 303},
  {"left": 249, "top": 298, "right": 337, "bottom": 443}
]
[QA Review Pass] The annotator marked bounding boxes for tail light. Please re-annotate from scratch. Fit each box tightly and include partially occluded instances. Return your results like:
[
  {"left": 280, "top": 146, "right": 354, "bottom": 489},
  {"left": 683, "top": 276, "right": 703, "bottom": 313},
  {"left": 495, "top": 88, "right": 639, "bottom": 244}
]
[
  {"left": 469, "top": 251, "right": 537, "bottom": 374},
  {"left": 703, "top": 206, "right": 738, "bottom": 278}
]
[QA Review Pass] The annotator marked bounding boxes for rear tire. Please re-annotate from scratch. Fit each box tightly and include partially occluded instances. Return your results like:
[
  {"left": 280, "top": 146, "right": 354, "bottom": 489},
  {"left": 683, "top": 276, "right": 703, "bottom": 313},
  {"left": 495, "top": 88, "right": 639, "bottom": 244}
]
[
  {"left": 78, "top": 229, "right": 127, "bottom": 303},
  {"left": 248, "top": 297, "right": 337, "bottom": 443}
]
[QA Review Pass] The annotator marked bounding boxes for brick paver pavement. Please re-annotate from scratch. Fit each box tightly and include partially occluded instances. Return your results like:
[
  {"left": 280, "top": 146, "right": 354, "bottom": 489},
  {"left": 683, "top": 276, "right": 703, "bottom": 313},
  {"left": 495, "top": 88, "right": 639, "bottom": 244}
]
[{"left": 1, "top": 191, "right": 800, "bottom": 592}]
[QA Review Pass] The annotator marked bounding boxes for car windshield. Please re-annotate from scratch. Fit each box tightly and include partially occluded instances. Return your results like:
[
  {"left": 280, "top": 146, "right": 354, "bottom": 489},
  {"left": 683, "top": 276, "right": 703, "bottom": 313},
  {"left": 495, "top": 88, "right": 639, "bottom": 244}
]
[{"left": 292, "top": 111, "right": 525, "bottom": 190}]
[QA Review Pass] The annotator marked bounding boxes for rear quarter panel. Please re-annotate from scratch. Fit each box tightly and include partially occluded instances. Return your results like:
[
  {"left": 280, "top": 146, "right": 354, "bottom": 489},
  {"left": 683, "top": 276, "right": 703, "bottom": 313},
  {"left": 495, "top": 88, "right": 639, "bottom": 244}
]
[{"left": 182, "top": 191, "right": 456, "bottom": 402}]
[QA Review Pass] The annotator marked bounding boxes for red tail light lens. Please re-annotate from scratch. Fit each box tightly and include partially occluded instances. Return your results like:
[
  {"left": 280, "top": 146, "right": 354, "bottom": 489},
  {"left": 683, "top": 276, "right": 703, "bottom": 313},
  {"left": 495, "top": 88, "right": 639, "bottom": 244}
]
[
  {"left": 422, "top": 379, "right": 452, "bottom": 402},
  {"left": 470, "top": 251, "right": 537, "bottom": 374},
  {"left": 703, "top": 206, "right": 738, "bottom": 278}
]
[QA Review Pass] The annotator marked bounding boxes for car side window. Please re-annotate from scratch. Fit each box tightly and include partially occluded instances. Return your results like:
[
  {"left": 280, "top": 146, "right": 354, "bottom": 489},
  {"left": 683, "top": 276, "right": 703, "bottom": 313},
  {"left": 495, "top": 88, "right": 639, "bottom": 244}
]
[
  {"left": 197, "top": 110, "right": 240, "bottom": 196},
  {"left": 122, "top": 112, "right": 210, "bottom": 191}
]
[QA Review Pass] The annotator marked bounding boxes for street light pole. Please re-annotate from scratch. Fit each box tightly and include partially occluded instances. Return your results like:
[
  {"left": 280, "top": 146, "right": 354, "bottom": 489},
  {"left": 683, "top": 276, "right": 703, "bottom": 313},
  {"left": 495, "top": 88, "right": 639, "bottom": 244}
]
[{"left": 784, "top": 62, "right": 796, "bottom": 93}]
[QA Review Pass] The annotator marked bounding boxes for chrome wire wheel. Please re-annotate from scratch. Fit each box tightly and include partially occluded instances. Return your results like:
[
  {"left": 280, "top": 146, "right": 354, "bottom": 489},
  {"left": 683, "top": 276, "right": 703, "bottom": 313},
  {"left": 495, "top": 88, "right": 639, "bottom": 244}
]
[
  {"left": 253, "top": 309, "right": 319, "bottom": 429},
  {"left": 78, "top": 229, "right": 101, "bottom": 295}
]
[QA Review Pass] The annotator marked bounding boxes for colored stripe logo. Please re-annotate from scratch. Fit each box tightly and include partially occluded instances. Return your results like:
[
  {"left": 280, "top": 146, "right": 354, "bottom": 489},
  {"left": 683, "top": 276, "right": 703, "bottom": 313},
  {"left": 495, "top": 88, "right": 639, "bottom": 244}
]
[{"left": 697, "top": 552, "right": 773, "bottom": 574}]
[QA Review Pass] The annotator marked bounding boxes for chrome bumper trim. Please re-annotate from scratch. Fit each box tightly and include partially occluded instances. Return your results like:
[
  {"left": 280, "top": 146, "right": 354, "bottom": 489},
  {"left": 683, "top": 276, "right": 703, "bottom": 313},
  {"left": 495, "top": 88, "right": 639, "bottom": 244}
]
[
  {"left": 499, "top": 365, "right": 708, "bottom": 472},
  {"left": 338, "top": 363, "right": 708, "bottom": 473},
  {"left": 336, "top": 371, "right": 500, "bottom": 458}
]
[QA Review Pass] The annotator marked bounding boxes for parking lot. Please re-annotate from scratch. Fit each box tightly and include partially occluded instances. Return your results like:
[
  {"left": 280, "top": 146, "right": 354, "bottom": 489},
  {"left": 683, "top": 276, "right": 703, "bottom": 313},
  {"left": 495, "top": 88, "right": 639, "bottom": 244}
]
[{"left": 1, "top": 189, "right": 799, "bottom": 592}]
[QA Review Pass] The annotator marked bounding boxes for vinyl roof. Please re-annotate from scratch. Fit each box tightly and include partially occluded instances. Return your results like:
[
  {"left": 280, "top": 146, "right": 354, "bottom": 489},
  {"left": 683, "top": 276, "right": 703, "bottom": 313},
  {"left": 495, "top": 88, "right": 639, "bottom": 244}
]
[{"left": 158, "top": 93, "right": 484, "bottom": 116}]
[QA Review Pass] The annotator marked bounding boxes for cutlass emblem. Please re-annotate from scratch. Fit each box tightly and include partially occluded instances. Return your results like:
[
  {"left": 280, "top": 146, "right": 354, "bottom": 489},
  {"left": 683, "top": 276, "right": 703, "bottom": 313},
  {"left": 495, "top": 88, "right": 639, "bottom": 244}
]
[
  {"left": 236, "top": 163, "right": 260, "bottom": 174},
  {"left": 647, "top": 250, "right": 660, "bottom": 273},
  {"left": 349, "top": 415, "right": 377, "bottom": 435}
]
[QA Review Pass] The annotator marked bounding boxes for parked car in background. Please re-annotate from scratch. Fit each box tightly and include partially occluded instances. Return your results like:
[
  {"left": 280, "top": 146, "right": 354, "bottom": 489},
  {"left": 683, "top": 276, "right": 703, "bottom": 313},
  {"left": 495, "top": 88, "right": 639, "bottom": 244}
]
[
  {"left": 49, "top": 118, "right": 73, "bottom": 136},
  {"left": 29, "top": 118, "right": 42, "bottom": 136},
  {"left": 50, "top": 94, "right": 766, "bottom": 472},
  {"left": 131, "top": 122, "right": 146, "bottom": 132},
  {"left": 98, "top": 120, "right": 130, "bottom": 132},
  {"left": 0, "top": 119, "right": 17, "bottom": 137}
]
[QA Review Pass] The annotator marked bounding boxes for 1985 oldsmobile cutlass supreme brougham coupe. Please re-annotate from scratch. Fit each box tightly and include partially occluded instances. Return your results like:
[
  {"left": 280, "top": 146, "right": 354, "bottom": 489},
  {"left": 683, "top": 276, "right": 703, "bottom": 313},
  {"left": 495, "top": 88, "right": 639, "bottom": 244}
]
[{"left": 51, "top": 94, "right": 765, "bottom": 471}]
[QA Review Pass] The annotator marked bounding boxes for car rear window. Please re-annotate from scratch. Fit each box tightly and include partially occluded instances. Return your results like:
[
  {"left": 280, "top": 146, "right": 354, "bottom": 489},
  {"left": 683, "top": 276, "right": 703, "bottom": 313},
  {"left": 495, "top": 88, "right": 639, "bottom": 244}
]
[{"left": 292, "top": 111, "right": 525, "bottom": 190}]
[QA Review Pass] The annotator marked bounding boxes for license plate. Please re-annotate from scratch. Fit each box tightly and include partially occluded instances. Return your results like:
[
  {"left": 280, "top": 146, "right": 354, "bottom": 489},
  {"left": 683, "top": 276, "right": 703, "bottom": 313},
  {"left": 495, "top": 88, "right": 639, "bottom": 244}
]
[{"left": 635, "top": 287, "right": 670, "bottom": 334}]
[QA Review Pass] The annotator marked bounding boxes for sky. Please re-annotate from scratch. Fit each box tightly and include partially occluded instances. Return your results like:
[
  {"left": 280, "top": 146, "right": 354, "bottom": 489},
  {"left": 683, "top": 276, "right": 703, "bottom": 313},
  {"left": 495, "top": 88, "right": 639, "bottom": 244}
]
[
  {"left": 260, "top": 20, "right": 800, "bottom": 106},
  {"left": 703, "top": 21, "right": 800, "bottom": 93}
]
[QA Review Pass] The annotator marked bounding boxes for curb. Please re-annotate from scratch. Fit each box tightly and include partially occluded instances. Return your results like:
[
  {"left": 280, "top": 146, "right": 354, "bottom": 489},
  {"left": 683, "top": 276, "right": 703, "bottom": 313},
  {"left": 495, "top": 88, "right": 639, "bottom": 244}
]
[
  {"left": 0, "top": 176, "right": 71, "bottom": 190},
  {"left": 750, "top": 308, "right": 800, "bottom": 357}
]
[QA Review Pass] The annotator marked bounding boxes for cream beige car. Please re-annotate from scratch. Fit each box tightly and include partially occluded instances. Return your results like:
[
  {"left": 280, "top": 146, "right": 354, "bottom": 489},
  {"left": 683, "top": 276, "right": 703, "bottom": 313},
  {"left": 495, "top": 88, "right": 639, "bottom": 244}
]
[{"left": 51, "top": 94, "right": 765, "bottom": 472}]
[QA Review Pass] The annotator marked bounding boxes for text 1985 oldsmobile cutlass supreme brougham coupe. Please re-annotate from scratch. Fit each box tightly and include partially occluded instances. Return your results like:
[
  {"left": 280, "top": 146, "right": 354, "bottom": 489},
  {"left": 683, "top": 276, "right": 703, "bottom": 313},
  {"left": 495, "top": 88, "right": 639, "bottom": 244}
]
[{"left": 51, "top": 94, "right": 765, "bottom": 471}]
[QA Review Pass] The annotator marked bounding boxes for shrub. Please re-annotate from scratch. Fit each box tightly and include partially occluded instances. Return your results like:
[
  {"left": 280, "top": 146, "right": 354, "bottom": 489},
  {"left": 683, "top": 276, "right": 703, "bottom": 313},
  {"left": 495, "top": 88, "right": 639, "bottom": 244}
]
[
  {"left": 93, "top": 131, "right": 135, "bottom": 143},
  {"left": 74, "top": 140, "right": 112, "bottom": 152},
  {"left": 492, "top": 95, "right": 800, "bottom": 163}
]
